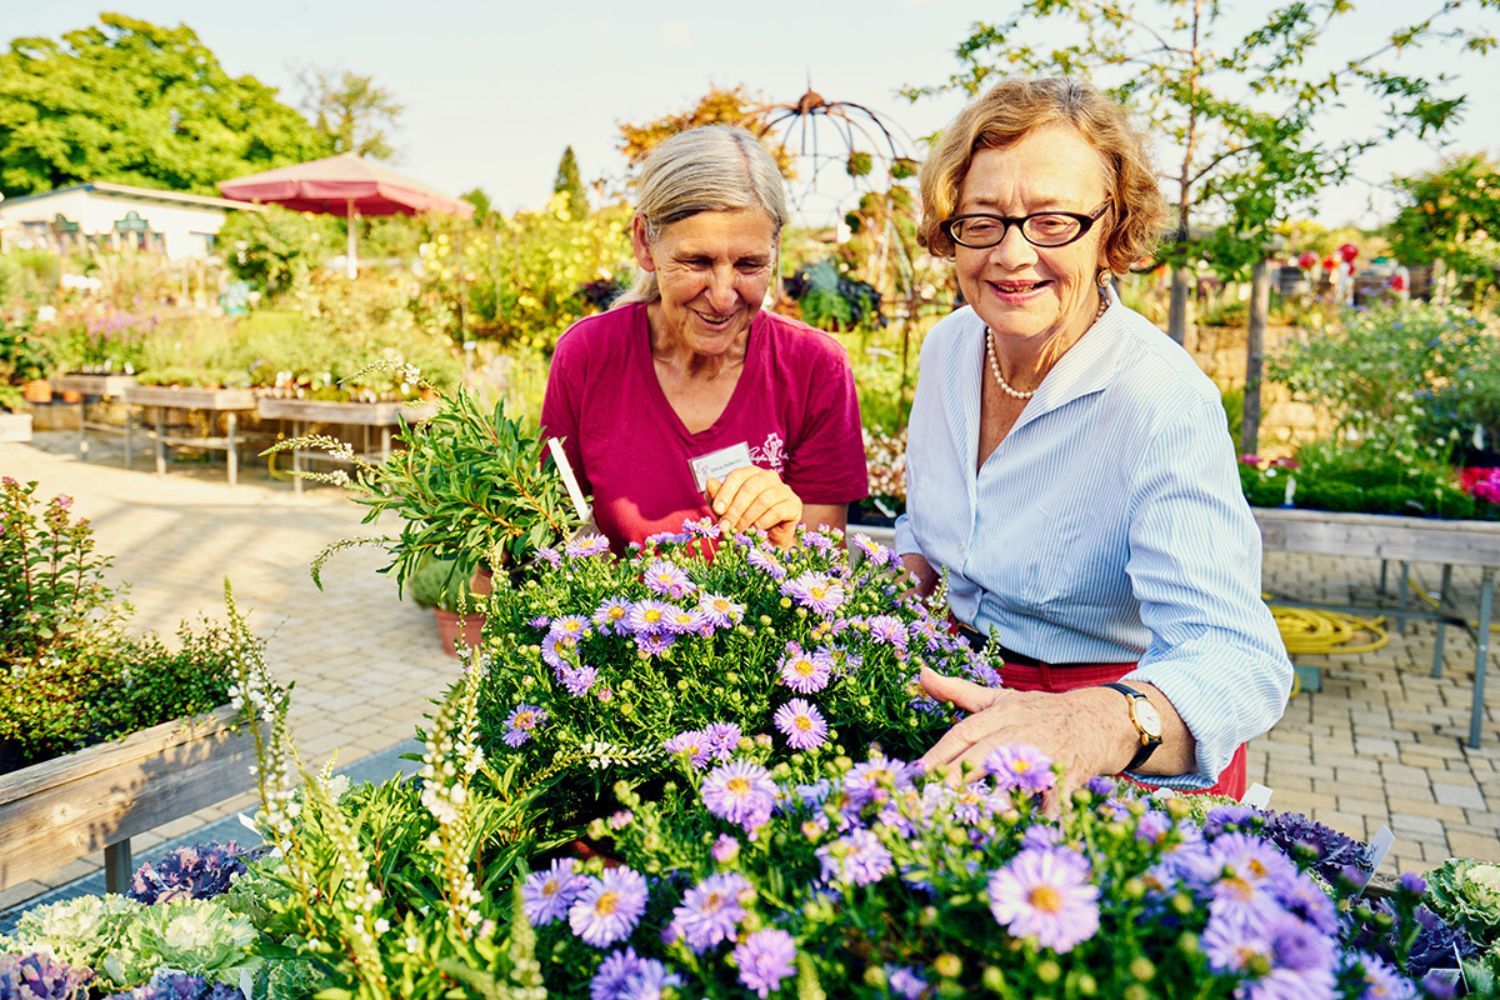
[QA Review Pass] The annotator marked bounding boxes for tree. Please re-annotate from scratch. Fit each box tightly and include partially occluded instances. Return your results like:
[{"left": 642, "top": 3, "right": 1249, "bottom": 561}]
[
  {"left": 553, "top": 146, "right": 588, "bottom": 217},
  {"left": 460, "top": 187, "right": 494, "bottom": 223},
  {"left": 616, "top": 86, "right": 794, "bottom": 176},
  {"left": 298, "top": 67, "right": 404, "bottom": 161},
  {"left": 0, "top": 14, "right": 328, "bottom": 198},
  {"left": 907, "top": 1, "right": 1496, "bottom": 344},
  {"left": 1388, "top": 153, "right": 1500, "bottom": 299}
]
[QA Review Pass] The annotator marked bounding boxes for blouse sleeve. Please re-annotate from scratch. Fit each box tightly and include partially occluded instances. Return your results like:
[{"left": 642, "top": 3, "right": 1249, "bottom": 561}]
[
  {"left": 783, "top": 342, "right": 869, "bottom": 505},
  {"left": 1121, "top": 397, "right": 1293, "bottom": 789}
]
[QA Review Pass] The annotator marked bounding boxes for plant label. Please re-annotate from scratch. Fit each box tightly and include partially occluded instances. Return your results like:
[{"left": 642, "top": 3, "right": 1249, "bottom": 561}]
[
  {"left": 689, "top": 441, "right": 754, "bottom": 493},
  {"left": 547, "top": 438, "right": 593, "bottom": 523},
  {"left": 1240, "top": 783, "right": 1274, "bottom": 809}
]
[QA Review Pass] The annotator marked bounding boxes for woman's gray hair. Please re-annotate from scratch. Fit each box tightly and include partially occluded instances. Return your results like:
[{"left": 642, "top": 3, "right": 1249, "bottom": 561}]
[{"left": 618, "top": 125, "right": 788, "bottom": 306}]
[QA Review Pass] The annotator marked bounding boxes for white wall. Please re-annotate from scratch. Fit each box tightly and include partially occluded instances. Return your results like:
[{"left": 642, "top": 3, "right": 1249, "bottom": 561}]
[{"left": 0, "top": 189, "right": 239, "bottom": 261}]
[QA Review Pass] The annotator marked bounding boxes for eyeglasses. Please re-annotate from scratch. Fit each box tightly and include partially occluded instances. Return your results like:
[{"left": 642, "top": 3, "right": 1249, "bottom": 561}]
[{"left": 940, "top": 200, "right": 1113, "bottom": 250}]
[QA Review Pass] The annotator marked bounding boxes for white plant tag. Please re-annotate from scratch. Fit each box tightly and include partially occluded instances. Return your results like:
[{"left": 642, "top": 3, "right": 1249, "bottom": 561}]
[
  {"left": 689, "top": 441, "right": 754, "bottom": 493},
  {"left": 1240, "top": 783, "right": 1274, "bottom": 809},
  {"left": 1358, "top": 825, "right": 1397, "bottom": 892},
  {"left": 547, "top": 437, "right": 592, "bottom": 523}
]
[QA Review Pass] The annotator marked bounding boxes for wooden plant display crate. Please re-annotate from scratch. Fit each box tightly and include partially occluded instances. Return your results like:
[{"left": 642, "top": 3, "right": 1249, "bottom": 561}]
[
  {"left": 257, "top": 397, "right": 438, "bottom": 495},
  {"left": 122, "top": 384, "right": 259, "bottom": 486},
  {"left": 51, "top": 373, "right": 138, "bottom": 465},
  {"left": 0, "top": 704, "right": 253, "bottom": 894}
]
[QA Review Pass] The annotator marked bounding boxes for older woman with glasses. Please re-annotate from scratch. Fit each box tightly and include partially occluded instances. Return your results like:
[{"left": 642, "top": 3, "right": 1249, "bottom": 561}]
[{"left": 897, "top": 78, "right": 1291, "bottom": 804}]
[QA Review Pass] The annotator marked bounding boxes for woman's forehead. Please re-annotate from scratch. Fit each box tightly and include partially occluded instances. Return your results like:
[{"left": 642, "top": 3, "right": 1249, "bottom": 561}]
[
  {"left": 660, "top": 208, "right": 777, "bottom": 248},
  {"left": 959, "top": 126, "right": 1109, "bottom": 208}
]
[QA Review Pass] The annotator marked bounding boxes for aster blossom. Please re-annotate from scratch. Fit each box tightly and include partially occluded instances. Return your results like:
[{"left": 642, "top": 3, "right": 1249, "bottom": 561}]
[
  {"left": 778, "top": 642, "right": 833, "bottom": 693},
  {"left": 569, "top": 866, "right": 650, "bottom": 948},
  {"left": 816, "top": 827, "right": 895, "bottom": 887},
  {"left": 701, "top": 759, "right": 779, "bottom": 831},
  {"left": 522, "top": 858, "right": 585, "bottom": 925},
  {"left": 671, "top": 872, "right": 751, "bottom": 953},
  {"left": 781, "top": 571, "right": 847, "bottom": 615},
  {"left": 732, "top": 928, "right": 798, "bottom": 999},
  {"left": 642, "top": 559, "right": 695, "bottom": 598},
  {"left": 986, "top": 847, "right": 1100, "bottom": 953},
  {"left": 774, "top": 698, "right": 828, "bottom": 751},
  {"left": 503, "top": 704, "right": 547, "bottom": 747},
  {"left": 983, "top": 744, "right": 1056, "bottom": 795}
]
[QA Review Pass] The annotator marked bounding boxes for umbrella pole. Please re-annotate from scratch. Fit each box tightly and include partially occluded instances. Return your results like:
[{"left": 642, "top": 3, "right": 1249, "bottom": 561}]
[{"left": 346, "top": 197, "right": 359, "bottom": 279}]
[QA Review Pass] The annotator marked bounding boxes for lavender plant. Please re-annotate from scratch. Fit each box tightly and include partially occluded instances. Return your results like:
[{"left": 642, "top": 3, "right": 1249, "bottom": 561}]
[{"left": 474, "top": 522, "right": 986, "bottom": 842}]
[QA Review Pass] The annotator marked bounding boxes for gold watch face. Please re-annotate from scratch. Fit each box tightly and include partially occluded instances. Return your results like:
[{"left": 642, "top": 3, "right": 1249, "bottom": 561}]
[{"left": 1133, "top": 698, "right": 1163, "bottom": 740}]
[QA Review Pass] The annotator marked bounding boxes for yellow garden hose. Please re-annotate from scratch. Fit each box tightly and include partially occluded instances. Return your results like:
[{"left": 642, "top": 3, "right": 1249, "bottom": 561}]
[
  {"left": 1409, "top": 577, "right": 1500, "bottom": 634},
  {"left": 1270, "top": 605, "right": 1390, "bottom": 657}
]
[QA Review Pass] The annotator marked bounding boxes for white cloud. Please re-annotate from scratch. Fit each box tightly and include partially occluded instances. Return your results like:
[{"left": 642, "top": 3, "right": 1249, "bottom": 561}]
[{"left": 658, "top": 18, "right": 692, "bottom": 47}]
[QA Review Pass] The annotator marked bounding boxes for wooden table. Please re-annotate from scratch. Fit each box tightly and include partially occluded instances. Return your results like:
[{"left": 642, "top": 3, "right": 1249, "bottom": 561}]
[
  {"left": 257, "top": 397, "right": 437, "bottom": 495},
  {"left": 1253, "top": 507, "right": 1499, "bottom": 748},
  {"left": 122, "top": 384, "right": 259, "bottom": 486},
  {"left": 51, "top": 373, "right": 136, "bottom": 467}
]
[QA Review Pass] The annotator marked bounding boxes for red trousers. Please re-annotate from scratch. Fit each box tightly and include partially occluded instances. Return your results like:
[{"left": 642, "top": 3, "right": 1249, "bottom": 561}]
[{"left": 996, "top": 658, "right": 1248, "bottom": 798}]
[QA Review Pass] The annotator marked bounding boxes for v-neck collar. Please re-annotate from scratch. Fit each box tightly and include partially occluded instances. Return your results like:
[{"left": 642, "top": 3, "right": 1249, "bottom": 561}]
[{"left": 633, "top": 302, "right": 763, "bottom": 442}]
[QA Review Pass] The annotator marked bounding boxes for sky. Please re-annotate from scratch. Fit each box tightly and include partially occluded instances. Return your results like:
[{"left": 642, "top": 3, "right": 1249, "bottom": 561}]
[{"left": 8, "top": 1, "right": 1500, "bottom": 229}]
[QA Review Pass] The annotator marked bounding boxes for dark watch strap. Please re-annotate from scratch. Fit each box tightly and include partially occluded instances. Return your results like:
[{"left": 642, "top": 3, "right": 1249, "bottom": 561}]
[{"left": 1103, "top": 682, "right": 1162, "bottom": 771}]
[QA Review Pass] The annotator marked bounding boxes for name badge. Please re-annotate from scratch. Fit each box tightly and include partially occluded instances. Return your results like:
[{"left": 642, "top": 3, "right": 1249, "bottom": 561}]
[{"left": 689, "top": 441, "right": 754, "bottom": 492}]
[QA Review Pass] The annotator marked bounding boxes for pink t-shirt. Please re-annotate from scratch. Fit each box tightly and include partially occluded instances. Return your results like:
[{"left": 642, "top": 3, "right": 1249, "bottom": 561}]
[{"left": 541, "top": 302, "right": 869, "bottom": 550}]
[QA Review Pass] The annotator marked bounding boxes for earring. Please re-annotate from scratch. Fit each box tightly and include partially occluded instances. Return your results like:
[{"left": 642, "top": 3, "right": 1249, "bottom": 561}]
[{"left": 1096, "top": 269, "right": 1113, "bottom": 287}]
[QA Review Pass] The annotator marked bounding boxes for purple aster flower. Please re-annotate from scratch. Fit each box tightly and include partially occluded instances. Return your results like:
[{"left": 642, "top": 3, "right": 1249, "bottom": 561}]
[
  {"left": 542, "top": 631, "right": 581, "bottom": 669},
  {"left": 961, "top": 656, "right": 1004, "bottom": 688},
  {"left": 1346, "top": 951, "right": 1416, "bottom": 1000},
  {"left": 663, "top": 606, "right": 710, "bottom": 636},
  {"left": 778, "top": 643, "right": 833, "bottom": 694},
  {"left": 535, "top": 546, "right": 562, "bottom": 567},
  {"left": 867, "top": 614, "right": 909, "bottom": 650},
  {"left": 557, "top": 664, "right": 599, "bottom": 697},
  {"left": 1398, "top": 872, "right": 1428, "bottom": 896},
  {"left": 1135, "top": 810, "right": 1173, "bottom": 846},
  {"left": 683, "top": 517, "right": 722, "bottom": 539},
  {"left": 844, "top": 754, "right": 917, "bottom": 807},
  {"left": 503, "top": 704, "right": 547, "bottom": 747},
  {"left": 625, "top": 599, "right": 675, "bottom": 636},
  {"left": 774, "top": 699, "right": 828, "bottom": 751},
  {"left": 642, "top": 560, "right": 696, "bottom": 598},
  {"left": 1085, "top": 775, "right": 1118, "bottom": 797},
  {"left": 888, "top": 966, "right": 929, "bottom": 999},
  {"left": 732, "top": 928, "right": 797, "bottom": 999},
  {"left": 1202, "top": 804, "right": 1262, "bottom": 839},
  {"left": 643, "top": 530, "right": 689, "bottom": 547},
  {"left": 703, "top": 722, "right": 743, "bottom": 761},
  {"left": 816, "top": 827, "right": 894, "bottom": 886},
  {"left": 671, "top": 872, "right": 751, "bottom": 953},
  {"left": 697, "top": 592, "right": 745, "bottom": 628},
  {"left": 1021, "top": 824, "right": 1064, "bottom": 851},
  {"left": 590, "top": 947, "right": 645, "bottom": 1000},
  {"left": 549, "top": 615, "right": 592, "bottom": 640},
  {"left": 794, "top": 778, "right": 832, "bottom": 808},
  {"left": 781, "top": 571, "right": 846, "bottom": 615},
  {"left": 1208, "top": 832, "right": 1301, "bottom": 932},
  {"left": 746, "top": 547, "right": 787, "bottom": 580},
  {"left": 663, "top": 729, "right": 712, "bottom": 769},
  {"left": 1202, "top": 910, "right": 1336, "bottom": 998},
  {"left": 986, "top": 847, "right": 1100, "bottom": 953},
  {"left": 522, "top": 858, "right": 585, "bottom": 925},
  {"left": 983, "top": 744, "right": 1056, "bottom": 795},
  {"left": 1277, "top": 871, "right": 1339, "bottom": 934},
  {"left": 566, "top": 534, "right": 612, "bottom": 558},
  {"left": 569, "top": 866, "right": 649, "bottom": 948},
  {"left": 701, "top": 760, "right": 779, "bottom": 831},
  {"left": 711, "top": 834, "right": 740, "bottom": 864},
  {"left": 620, "top": 959, "right": 682, "bottom": 1000},
  {"left": 634, "top": 632, "right": 676, "bottom": 656},
  {"left": 527, "top": 614, "right": 552, "bottom": 630},
  {"left": 852, "top": 532, "right": 890, "bottom": 563},
  {"left": 592, "top": 597, "right": 632, "bottom": 635},
  {"left": 802, "top": 528, "right": 838, "bottom": 552}
]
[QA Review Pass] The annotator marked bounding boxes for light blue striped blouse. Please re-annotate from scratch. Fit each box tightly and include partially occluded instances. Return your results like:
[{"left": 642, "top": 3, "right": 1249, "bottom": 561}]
[{"left": 894, "top": 293, "right": 1292, "bottom": 789}]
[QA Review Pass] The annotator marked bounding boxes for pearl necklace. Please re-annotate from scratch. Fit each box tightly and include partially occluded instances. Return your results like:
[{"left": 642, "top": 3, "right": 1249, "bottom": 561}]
[{"left": 985, "top": 293, "right": 1110, "bottom": 400}]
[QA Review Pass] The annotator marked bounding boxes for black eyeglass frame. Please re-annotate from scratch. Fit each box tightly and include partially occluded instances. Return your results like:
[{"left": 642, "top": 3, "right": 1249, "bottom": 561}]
[{"left": 940, "top": 199, "right": 1113, "bottom": 250}]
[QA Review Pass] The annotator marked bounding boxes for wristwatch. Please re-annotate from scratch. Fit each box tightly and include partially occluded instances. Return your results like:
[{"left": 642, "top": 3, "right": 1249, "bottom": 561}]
[{"left": 1102, "top": 682, "right": 1163, "bottom": 771}]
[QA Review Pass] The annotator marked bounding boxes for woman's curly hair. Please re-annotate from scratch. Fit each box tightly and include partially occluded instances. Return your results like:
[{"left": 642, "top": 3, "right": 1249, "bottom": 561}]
[{"left": 918, "top": 77, "right": 1168, "bottom": 275}]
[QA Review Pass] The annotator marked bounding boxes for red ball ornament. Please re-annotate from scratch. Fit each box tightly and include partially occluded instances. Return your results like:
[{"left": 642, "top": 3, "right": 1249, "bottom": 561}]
[
  {"left": 1321, "top": 256, "right": 1337, "bottom": 272},
  {"left": 1338, "top": 242, "right": 1359, "bottom": 263},
  {"left": 1389, "top": 274, "right": 1407, "bottom": 292},
  {"left": 1296, "top": 251, "right": 1318, "bottom": 270}
]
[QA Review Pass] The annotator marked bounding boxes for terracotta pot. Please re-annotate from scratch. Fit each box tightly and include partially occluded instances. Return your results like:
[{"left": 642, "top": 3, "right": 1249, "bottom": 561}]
[
  {"left": 60, "top": 390, "right": 83, "bottom": 404},
  {"left": 433, "top": 607, "right": 485, "bottom": 657},
  {"left": 471, "top": 565, "right": 495, "bottom": 597},
  {"left": 21, "top": 380, "right": 52, "bottom": 404}
]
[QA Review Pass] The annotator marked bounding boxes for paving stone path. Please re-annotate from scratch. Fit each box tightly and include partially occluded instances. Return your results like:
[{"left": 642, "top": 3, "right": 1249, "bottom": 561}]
[{"left": 1, "top": 429, "right": 1495, "bottom": 914}]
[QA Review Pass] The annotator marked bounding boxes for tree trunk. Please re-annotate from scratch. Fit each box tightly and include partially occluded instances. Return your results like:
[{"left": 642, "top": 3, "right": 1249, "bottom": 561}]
[
  {"left": 1241, "top": 258, "right": 1272, "bottom": 456},
  {"left": 1168, "top": 267, "right": 1191, "bottom": 345}
]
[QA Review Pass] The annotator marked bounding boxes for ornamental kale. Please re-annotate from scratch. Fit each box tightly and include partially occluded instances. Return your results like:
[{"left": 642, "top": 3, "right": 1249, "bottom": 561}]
[
  {"left": 474, "top": 522, "right": 986, "bottom": 838},
  {"left": 0, "top": 951, "right": 92, "bottom": 1000},
  {"left": 129, "top": 842, "right": 262, "bottom": 905},
  {"left": 102, "top": 969, "right": 243, "bottom": 1000}
]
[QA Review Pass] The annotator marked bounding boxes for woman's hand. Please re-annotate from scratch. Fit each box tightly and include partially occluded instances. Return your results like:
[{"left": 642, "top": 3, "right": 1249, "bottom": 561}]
[
  {"left": 916, "top": 667, "right": 1146, "bottom": 816},
  {"left": 706, "top": 467, "right": 803, "bottom": 548}
]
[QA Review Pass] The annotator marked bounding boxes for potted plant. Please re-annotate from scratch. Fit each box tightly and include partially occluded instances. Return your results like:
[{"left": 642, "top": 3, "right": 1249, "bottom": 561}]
[
  {"left": 0, "top": 478, "right": 252, "bottom": 892},
  {"left": 407, "top": 551, "right": 484, "bottom": 656},
  {"left": 265, "top": 360, "right": 581, "bottom": 596}
]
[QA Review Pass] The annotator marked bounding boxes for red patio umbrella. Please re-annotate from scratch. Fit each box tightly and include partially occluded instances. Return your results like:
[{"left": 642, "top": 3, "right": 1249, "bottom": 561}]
[{"left": 218, "top": 152, "right": 474, "bottom": 277}]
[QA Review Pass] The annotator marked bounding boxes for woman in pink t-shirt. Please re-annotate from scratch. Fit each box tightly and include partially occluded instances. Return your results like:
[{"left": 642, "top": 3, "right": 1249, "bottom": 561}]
[{"left": 541, "top": 126, "right": 868, "bottom": 551}]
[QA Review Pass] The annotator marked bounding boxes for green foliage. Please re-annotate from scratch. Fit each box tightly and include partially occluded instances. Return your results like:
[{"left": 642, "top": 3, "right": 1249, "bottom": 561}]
[
  {"left": 906, "top": 1, "right": 1493, "bottom": 290},
  {"left": 1423, "top": 859, "right": 1500, "bottom": 989},
  {"left": 407, "top": 552, "right": 476, "bottom": 613},
  {"left": 552, "top": 145, "right": 588, "bottom": 218},
  {"left": 786, "top": 259, "right": 883, "bottom": 333},
  {"left": 218, "top": 205, "right": 343, "bottom": 296},
  {"left": 267, "top": 366, "right": 580, "bottom": 594},
  {"left": 1237, "top": 443, "right": 1488, "bottom": 519},
  {"left": 0, "top": 314, "right": 58, "bottom": 383},
  {"left": 1388, "top": 153, "right": 1500, "bottom": 294},
  {"left": 298, "top": 66, "right": 404, "bottom": 161},
  {"left": 1220, "top": 387, "right": 1245, "bottom": 445},
  {"left": 1268, "top": 301, "right": 1494, "bottom": 447},
  {"left": 0, "top": 14, "right": 328, "bottom": 198},
  {"left": 414, "top": 197, "right": 634, "bottom": 350}
]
